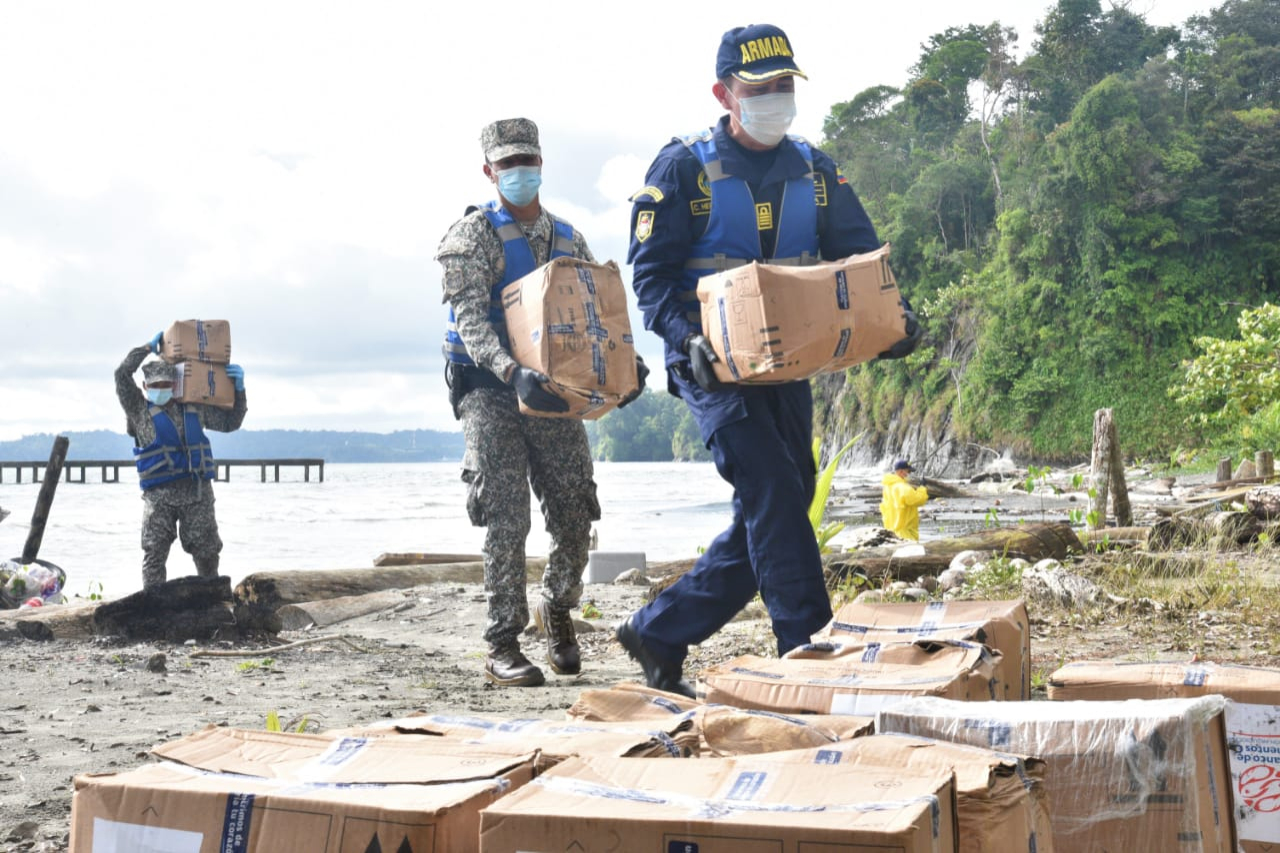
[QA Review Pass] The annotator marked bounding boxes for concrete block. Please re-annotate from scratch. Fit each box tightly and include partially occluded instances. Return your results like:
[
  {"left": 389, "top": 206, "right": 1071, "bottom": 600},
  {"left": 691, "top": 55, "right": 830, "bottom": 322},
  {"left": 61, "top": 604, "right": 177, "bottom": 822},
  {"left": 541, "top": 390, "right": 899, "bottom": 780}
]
[{"left": 583, "top": 551, "right": 646, "bottom": 584}]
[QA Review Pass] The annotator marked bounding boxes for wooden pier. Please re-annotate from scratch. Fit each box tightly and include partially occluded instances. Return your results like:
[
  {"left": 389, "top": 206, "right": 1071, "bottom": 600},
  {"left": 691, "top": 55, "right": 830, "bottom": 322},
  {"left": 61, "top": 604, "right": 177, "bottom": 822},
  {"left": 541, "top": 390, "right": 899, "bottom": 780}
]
[{"left": 0, "top": 458, "right": 325, "bottom": 484}]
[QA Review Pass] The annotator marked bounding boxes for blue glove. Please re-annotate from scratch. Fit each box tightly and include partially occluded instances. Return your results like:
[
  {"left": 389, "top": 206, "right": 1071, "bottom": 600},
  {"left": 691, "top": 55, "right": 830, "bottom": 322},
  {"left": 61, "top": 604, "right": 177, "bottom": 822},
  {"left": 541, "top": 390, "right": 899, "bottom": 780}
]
[
  {"left": 225, "top": 363, "right": 245, "bottom": 391},
  {"left": 148, "top": 331, "right": 164, "bottom": 354}
]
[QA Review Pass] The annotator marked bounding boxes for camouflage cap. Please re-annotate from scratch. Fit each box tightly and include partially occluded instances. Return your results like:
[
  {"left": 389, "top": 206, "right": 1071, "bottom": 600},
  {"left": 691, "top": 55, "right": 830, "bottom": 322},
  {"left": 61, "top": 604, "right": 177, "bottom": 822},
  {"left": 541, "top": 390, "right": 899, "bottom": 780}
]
[
  {"left": 480, "top": 118, "right": 540, "bottom": 163},
  {"left": 141, "top": 359, "right": 178, "bottom": 384}
]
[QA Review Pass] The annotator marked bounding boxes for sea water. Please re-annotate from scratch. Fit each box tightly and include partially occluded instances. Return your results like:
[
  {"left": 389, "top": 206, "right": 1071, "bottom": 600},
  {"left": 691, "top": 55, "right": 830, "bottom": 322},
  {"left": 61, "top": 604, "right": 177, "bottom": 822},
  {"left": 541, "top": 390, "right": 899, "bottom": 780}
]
[{"left": 0, "top": 461, "right": 883, "bottom": 599}]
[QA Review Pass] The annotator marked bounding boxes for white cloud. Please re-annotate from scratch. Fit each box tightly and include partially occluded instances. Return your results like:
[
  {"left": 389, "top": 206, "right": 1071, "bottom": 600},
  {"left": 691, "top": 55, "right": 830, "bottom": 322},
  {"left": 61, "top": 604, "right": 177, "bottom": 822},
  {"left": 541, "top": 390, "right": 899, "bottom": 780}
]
[{"left": 0, "top": 0, "right": 1213, "bottom": 440}]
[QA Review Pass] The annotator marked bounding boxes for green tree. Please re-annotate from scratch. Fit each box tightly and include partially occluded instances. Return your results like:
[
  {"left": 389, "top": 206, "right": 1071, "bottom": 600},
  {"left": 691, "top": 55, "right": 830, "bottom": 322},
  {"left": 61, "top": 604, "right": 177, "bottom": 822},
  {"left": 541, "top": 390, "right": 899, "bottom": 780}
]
[{"left": 1173, "top": 302, "right": 1280, "bottom": 426}]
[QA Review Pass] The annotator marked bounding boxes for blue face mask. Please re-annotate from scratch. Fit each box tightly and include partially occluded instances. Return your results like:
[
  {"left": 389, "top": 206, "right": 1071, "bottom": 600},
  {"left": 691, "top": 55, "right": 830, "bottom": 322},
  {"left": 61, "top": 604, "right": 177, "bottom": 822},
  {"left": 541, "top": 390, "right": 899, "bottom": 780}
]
[
  {"left": 495, "top": 166, "right": 542, "bottom": 206},
  {"left": 146, "top": 388, "right": 173, "bottom": 405}
]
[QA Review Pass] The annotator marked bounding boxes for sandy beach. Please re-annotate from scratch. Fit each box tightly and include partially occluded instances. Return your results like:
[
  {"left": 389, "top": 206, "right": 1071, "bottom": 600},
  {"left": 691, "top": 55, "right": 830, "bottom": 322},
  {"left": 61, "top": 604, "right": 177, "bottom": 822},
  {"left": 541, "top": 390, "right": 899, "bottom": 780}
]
[{"left": 4, "top": 469, "right": 1278, "bottom": 851}]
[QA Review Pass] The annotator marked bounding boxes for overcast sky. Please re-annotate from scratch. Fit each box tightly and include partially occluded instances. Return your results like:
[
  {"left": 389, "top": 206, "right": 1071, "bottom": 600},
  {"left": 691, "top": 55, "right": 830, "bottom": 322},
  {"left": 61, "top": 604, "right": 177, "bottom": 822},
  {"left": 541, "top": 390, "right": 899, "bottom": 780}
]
[{"left": 0, "top": 0, "right": 1210, "bottom": 440}]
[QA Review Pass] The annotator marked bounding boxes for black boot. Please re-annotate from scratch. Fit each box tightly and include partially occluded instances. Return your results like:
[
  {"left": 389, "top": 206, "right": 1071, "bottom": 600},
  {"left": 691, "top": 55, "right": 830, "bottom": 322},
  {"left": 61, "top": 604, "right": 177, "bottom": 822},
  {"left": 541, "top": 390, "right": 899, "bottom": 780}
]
[
  {"left": 615, "top": 615, "right": 695, "bottom": 699},
  {"left": 485, "top": 642, "right": 545, "bottom": 687},
  {"left": 533, "top": 601, "right": 581, "bottom": 675}
]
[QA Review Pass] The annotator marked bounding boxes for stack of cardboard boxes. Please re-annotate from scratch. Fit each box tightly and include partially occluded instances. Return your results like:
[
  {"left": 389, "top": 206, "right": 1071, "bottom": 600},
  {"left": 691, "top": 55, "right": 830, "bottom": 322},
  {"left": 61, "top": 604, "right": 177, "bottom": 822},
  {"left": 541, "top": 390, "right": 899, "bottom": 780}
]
[
  {"left": 68, "top": 270, "right": 1261, "bottom": 850},
  {"left": 71, "top": 593, "right": 1268, "bottom": 851},
  {"left": 161, "top": 319, "right": 236, "bottom": 409}
]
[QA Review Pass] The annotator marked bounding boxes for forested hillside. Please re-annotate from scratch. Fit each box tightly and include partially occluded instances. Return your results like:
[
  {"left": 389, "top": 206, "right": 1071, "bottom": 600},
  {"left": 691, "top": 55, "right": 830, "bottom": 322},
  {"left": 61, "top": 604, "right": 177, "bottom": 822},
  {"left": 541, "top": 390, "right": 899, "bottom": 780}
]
[{"left": 815, "top": 0, "right": 1280, "bottom": 466}]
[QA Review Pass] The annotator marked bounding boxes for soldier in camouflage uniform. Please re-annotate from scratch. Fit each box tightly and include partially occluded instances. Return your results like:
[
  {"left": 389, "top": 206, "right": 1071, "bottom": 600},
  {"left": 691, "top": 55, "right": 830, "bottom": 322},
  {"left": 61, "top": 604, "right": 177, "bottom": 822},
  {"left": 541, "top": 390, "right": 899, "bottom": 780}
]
[
  {"left": 115, "top": 338, "right": 247, "bottom": 589},
  {"left": 435, "top": 118, "right": 646, "bottom": 687}
]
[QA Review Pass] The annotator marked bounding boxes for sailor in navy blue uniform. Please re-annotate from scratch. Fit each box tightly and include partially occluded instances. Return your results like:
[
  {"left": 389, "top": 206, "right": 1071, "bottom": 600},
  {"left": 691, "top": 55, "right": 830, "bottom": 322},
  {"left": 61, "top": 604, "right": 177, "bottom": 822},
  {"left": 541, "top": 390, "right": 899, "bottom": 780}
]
[{"left": 616, "top": 23, "right": 919, "bottom": 697}]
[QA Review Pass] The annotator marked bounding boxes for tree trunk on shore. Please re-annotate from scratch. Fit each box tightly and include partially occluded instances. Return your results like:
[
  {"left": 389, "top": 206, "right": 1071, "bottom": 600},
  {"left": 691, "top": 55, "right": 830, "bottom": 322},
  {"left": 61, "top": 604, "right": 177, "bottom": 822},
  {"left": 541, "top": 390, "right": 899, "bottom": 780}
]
[
  {"left": 0, "top": 600, "right": 99, "bottom": 641},
  {"left": 235, "top": 559, "right": 548, "bottom": 610},
  {"left": 1089, "top": 411, "right": 1112, "bottom": 531},
  {"left": 372, "top": 553, "right": 485, "bottom": 567},
  {"left": 93, "top": 576, "right": 240, "bottom": 642},
  {"left": 1148, "top": 513, "right": 1262, "bottom": 549},
  {"left": 1246, "top": 486, "right": 1280, "bottom": 520},
  {"left": 276, "top": 588, "right": 414, "bottom": 630},
  {"left": 824, "top": 522, "right": 1083, "bottom": 585}
]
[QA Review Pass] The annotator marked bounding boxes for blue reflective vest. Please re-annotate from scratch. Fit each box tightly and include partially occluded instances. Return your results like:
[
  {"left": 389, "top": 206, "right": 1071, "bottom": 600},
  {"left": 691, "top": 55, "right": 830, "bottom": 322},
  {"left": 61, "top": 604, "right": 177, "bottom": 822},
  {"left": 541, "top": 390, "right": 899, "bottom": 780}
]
[
  {"left": 443, "top": 202, "right": 576, "bottom": 366},
  {"left": 672, "top": 130, "right": 820, "bottom": 327},
  {"left": 133, "top": 406, "right": 216, "bottom": 490}
]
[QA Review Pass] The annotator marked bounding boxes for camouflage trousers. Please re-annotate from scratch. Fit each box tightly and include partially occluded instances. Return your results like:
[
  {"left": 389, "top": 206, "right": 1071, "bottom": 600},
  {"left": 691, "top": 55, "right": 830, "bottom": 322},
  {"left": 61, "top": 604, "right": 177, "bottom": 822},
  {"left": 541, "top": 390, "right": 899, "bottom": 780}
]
[
  {"left": 459, "top": 387, "right": 599, "bottom": 648},
  {"left": 140, "top": 489, "right": 222, "bottom": 588}
]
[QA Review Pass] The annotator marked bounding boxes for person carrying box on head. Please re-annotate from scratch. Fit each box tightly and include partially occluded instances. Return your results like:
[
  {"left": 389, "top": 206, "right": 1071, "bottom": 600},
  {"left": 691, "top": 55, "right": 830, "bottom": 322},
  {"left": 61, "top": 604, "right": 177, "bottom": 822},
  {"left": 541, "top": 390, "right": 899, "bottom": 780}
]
[{"left": 115, "top": 330, "right": 246, "bottom": 588}]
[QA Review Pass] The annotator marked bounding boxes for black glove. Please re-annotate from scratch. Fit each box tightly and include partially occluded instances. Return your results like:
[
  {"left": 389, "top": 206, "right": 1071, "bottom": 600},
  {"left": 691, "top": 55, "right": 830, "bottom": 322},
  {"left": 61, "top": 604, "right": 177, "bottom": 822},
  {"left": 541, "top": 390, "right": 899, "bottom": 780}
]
[
  {"left": 618, "top": 356, "right": 649, "bottom": 409},
  {"left": 683, "top": 334, "right": 725, "bottom": 392},
  {"left": 878, "top": 296, "right": 922, "bottom": 361},
  {"left": 510, "top": 366, "right": 569, "bottom": 413}
]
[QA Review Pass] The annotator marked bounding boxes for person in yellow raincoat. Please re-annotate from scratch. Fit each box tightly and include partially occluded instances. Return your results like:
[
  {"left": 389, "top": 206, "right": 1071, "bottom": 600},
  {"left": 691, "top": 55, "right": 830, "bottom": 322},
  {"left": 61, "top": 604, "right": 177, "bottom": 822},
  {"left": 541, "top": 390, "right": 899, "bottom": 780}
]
[{"left": 880, "top": 459, "right": 929, "bottom": 540}]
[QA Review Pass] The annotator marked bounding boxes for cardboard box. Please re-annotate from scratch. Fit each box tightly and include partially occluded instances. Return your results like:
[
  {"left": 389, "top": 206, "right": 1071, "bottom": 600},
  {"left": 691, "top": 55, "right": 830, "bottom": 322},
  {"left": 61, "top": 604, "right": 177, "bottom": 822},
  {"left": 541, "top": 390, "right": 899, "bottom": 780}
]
[
  {"left": 567, "top": 682, "right": 702, "bottom": 722},
  {"left": 330, "top": 712, "right": 700, "bottom": 765},
  {"left": 697, "top": 244, "right": 907, "bottom": 384},
  {"left": 501, "top": 257, "right": 639, "bottom": 419},
  {"left": 877, "top": 696, "right": 1237, "bottom": 853},
  {"left": 1049, "top": 660, "right": 1280, "bottom": 852},
  {"left": 698, "top": 639, "right": 1002, "bottom": 715},
  {"left": 479, "top": 754, "right": 958, "bottom": 853},
  {"left": 829, "top": 599, "right": 1031, "bottom": 699},
  {"left": 162, "top": 319, "right": 232, "bottom": 364},
  {"left": 691, "top": 706, "right": 874, "bottom": 757},
  {"left": 174, "top": 360, "right": 236, "bottom": 409},
  {"left": 563, "top": 684, "right": 873, "bottom": 756},
  {"left": 758, "top": 734, "right": 1053, "bottom": 853},
  {"left": 72, "top": 727, "right": 537, "bottom": 852}
]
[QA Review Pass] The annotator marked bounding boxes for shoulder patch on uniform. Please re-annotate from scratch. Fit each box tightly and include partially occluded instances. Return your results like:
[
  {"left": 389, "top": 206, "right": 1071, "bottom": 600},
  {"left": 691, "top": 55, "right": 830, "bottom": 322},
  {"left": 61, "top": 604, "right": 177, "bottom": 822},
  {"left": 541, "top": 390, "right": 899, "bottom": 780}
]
[
  {"left": 630, "top": 185, "right": 666, "bottom": 204},
  {"left": 690, "top": 199, "right": 711, "bottom": 216},
  {"left": 635, "top": 210, "right": 655, "bottom": 243},
  {"left": 696, "top": 170, "right": 711, "bottom": 197}
]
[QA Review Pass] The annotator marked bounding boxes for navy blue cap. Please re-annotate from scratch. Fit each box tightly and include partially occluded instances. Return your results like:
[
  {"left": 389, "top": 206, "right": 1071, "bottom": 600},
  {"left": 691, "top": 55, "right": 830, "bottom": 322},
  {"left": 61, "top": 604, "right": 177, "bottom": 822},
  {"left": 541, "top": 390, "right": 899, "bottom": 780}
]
[
  {"left": 894, "top": 459, "right": 913, "bottom": 471},
  {"left": 716, "top": 24, "right": 807, "bottom": 84}
]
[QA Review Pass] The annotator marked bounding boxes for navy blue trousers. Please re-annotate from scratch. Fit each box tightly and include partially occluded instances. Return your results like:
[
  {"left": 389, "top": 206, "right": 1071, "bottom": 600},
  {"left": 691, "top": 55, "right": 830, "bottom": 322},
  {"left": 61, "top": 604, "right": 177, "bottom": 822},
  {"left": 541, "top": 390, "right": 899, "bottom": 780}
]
[{"left": 631, "top": 377, "right": 832, "bottom": 665}]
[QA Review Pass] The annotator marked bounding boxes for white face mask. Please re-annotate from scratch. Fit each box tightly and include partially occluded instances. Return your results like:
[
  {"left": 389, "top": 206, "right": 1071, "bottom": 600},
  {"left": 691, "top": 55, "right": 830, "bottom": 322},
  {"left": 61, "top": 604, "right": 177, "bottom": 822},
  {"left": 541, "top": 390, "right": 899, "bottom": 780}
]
[{"left": 734, "top": 90, "right": 797, "bottom": 147}]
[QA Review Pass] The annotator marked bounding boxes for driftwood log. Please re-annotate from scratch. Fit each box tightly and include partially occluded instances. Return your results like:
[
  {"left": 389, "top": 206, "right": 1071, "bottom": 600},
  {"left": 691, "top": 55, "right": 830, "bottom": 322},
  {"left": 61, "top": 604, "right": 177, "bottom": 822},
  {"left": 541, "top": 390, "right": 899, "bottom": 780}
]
[
  {"left": 372, "top": 552, "right": 485, "bottom": 567},
  {"left": 1246, "top": 486, "right": 1280, "bottom": 520},
  {"left": 276, "top": 588, "right": 414, "bottom": 630},
  {"left": 1148, "top": 512, "right": 1262, "bottom": 550},
  {"left": 93, "top": 576, "right": 240, "bottom": 641},
  {"left": 1184, "top": 477, "right": 1270, "bottom": 496},
  {"left": 826, "top": 522, "right": 1084, "bottom": 585},
  {"left": 0, "top": 600, "right": 99, "bottom": 641},
  {"left": 235, "top": 558, "right": 548, "bottom": 611},
  {"left": 920, "top": 477, "right": 974, "bottom": 499},
  {"left": 1080, "top": 527, "right": 1150, "bottom": 550}
]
